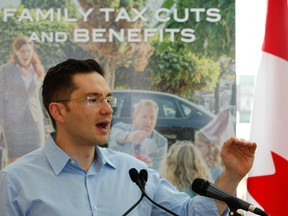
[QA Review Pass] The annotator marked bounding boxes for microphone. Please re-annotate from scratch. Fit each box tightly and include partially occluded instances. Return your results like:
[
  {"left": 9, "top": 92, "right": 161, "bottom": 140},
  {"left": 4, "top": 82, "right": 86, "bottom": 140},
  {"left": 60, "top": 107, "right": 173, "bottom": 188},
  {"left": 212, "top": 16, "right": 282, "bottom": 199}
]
[
  {"left": 122, "top": 169, "right": 145, "bottom": 216},
  {"left": 123, "top": 168, "right": 179, "bottom": 216},
  {"left": 191, "top": 178, "right": 269, "bottom": 216},
  {"left": 139, "top": 169, "right": 148, "bottom": 189},
  {"left": 129, "top": 168, "right": 143, "bottom": 188}
]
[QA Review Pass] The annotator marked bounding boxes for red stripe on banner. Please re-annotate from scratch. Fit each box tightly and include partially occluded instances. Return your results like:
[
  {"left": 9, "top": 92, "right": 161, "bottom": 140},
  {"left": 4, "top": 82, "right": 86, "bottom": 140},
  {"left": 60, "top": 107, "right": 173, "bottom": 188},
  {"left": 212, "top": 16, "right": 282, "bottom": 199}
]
[{"left": 262, "top": 0, "right": 288, "bottom": 61}]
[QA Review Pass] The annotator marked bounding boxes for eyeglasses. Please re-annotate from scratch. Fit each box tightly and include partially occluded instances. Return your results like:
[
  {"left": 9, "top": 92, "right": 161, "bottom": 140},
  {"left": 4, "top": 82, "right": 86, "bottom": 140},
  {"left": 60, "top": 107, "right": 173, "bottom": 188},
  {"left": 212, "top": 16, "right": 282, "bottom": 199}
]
[{"left": 55, "top": 95, "right": 117, "bottom": 108}]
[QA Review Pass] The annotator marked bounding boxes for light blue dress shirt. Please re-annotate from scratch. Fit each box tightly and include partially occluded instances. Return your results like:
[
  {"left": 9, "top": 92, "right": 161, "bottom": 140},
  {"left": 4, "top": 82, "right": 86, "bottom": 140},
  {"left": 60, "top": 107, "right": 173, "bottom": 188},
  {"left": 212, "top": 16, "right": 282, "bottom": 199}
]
[{"left": 0, "top": 134, "right": 219, "bottom": 216}]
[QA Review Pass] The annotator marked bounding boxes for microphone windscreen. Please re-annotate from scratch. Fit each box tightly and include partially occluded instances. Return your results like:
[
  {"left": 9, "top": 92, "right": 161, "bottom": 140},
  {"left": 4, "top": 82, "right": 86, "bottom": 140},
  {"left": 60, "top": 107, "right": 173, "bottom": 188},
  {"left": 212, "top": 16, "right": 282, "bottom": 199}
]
[
  {"left": 129, "top": 168, "right": 139, "bottom": 182},
  {"left": 139, "top": 169, "right": 148, "bottom": 182},
  {"left": 191, "top": 178, "right": 209, "bottom": 195}
]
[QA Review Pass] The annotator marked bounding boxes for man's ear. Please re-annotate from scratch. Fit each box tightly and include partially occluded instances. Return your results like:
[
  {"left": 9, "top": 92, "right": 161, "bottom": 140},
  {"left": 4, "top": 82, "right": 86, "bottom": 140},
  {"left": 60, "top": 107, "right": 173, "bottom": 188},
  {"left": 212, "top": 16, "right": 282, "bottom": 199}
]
[{"left": 49, "top": 102, "right": 66, "bottom": 124}]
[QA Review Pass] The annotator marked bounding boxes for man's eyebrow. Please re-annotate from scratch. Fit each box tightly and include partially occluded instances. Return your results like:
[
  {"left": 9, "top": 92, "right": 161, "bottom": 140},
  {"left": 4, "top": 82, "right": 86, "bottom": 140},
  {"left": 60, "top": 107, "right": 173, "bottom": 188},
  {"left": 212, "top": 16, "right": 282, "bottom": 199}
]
[{"left": 87, "top": 92, "right": 113, "bottom": 97}]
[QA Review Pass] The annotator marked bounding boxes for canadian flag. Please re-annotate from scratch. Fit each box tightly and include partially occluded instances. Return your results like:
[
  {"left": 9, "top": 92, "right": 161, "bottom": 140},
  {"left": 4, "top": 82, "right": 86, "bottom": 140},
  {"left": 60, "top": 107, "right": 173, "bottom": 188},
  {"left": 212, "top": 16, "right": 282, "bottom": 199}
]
[{"left": 247, "top": 0, "right": 288, "bottom": 215}]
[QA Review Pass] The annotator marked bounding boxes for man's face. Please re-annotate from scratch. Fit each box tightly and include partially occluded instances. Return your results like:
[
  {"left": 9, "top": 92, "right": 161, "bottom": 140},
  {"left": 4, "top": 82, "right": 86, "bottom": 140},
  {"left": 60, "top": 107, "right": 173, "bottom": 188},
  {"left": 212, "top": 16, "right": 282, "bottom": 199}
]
[
  {"left": 132, "top": 104, "right": 157, "bottom": 136},
  {"left": 62, "top": 72, "right": 113, "bottom": 146}
]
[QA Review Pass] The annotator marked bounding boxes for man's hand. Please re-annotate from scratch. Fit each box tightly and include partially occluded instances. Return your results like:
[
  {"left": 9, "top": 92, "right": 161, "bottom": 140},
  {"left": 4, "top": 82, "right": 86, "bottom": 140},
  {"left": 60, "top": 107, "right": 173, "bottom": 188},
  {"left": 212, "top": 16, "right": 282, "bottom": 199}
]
[
  {"left": 127, "top": 130, "right": 146, "bottom": 145},
  {"left": 221, "top": 137, "right": 257, "bottom": 181}
]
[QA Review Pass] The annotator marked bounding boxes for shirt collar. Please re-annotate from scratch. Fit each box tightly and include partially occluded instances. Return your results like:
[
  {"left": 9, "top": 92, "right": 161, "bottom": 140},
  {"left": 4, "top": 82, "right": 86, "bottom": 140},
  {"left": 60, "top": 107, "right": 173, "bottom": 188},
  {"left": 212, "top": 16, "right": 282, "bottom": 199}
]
[
  {"left": 43, "top": 133, "right": 116, "bottom": 175},
  {"left": 43, "top": 134, "right": 70, "bottom": 175},
  {"left": 95, "top": 146, "right": 116, "bottom": 170}
]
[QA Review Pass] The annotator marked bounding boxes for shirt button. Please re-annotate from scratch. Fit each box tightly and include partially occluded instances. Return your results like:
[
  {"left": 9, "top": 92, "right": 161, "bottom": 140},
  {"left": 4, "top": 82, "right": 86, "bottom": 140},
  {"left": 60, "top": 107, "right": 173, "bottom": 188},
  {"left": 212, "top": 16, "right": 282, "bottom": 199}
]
[
  {"left": 93, "top": 206, "right": 97, "bottom": 210},
  {"left": 71, "top": 160, "right": 75, "bottom": 164}
]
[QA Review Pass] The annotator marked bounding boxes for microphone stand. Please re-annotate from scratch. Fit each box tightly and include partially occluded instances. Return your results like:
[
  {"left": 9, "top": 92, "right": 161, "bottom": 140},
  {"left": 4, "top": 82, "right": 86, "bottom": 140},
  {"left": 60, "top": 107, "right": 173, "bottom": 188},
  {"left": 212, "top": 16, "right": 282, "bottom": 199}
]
[
  {"left": 138, "top": 169, "right": 178, "bottom": 216},
  {"left": 228, "top": 207, "right": 244, "bottom": 216},
  {"left": 125, "top": 168, "right": 179, "bottom": 216},
  {"left": 225, "top": 197, "right": 268, "bottom": 216},
  {"left": 139, "top": 188, "right": 178, "bottom": 216},
  {"left": 226, "top": 196, "right": 244, "bottom": 216},
  {"left": 122, "top": 194, "right": 145, "bottom": 216}
]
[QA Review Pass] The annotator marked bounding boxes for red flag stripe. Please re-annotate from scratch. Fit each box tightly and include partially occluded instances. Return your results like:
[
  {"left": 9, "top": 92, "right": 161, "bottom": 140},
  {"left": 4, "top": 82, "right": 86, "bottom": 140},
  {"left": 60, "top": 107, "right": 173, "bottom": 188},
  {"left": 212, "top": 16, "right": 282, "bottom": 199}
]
[{"left": 262, "top": 0, "right": 288, "bottom": 61}]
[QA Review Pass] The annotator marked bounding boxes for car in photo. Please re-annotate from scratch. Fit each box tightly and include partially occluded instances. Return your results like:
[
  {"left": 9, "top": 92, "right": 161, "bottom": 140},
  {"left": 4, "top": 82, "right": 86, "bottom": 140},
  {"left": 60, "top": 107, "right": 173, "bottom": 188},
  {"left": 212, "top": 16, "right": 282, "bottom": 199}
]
[{"left": 111, "top": 90, "right": 215, "bottom": 146}]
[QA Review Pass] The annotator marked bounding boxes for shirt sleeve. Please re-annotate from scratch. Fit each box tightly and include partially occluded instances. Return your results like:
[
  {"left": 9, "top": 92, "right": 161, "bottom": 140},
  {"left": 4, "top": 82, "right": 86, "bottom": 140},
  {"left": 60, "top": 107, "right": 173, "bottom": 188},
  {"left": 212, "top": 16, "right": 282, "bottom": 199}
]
[
  {"left": 147, "top": 169, "right": 221, "bottom": 216},
  {"left": 0, "top": 171, "right": 22, "bottom": 216},
  {"left": 189, "top": 196, "right": 220, "bottom": 216}
]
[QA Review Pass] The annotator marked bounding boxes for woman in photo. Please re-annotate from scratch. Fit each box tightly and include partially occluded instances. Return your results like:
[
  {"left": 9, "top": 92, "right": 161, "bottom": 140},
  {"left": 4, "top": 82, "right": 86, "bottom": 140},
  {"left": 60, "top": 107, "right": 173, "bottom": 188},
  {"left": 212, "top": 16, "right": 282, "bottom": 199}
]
[{"left": 0, "top": 36, "right": 46, "bottom": 165}]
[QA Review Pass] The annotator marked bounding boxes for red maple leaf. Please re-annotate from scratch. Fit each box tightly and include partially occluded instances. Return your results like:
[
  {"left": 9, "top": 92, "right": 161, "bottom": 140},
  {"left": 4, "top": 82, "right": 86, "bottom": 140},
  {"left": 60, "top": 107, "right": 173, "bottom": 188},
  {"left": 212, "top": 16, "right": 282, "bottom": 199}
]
[{"left": 247, "top": 152, "right": 288, "bottom": 216}]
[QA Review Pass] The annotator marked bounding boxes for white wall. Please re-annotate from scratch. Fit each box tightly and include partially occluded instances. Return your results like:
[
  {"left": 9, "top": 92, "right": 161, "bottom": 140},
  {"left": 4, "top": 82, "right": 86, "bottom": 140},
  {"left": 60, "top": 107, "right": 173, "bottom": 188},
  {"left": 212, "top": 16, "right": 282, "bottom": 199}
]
[{"left": 236, "top": 0, "right": 267, "bottom": 140}]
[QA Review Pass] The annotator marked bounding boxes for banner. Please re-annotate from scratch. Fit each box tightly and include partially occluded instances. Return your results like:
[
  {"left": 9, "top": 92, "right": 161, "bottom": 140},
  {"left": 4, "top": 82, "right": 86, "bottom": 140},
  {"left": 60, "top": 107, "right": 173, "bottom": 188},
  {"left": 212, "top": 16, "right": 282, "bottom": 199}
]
[{"left": 0, "top": 0, "right": 235, "bottom": 173}]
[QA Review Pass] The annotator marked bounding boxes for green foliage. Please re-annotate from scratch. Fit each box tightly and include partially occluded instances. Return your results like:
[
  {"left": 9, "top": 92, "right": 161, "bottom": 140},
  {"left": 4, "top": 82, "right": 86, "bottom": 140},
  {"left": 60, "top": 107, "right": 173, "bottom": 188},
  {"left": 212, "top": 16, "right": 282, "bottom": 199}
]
[
  {"left": 159, "top": 0, "right": 235, "bottom": 60},
  {"left": 115, "top": 66, "right": 150, "bottom": 90},
  {"left": 119, "top": 0, "right": 146, "bottom": 9},
  {"left": 145, "top": 47, "right": 220, "bottom": 98},
  {"left": 114, "top": 45, "right": 221, "bottom": 98},
  {"left": 21, "top": 0, "right": 77, "bottom": 14}
]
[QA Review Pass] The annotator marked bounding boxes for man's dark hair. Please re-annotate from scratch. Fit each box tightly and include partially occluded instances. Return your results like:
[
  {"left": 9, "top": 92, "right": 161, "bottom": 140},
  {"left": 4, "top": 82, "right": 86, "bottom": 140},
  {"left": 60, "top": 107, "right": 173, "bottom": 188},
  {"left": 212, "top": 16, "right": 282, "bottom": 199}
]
[{"left": 42, "top": 58, "right": 104, "bottom": 129}]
